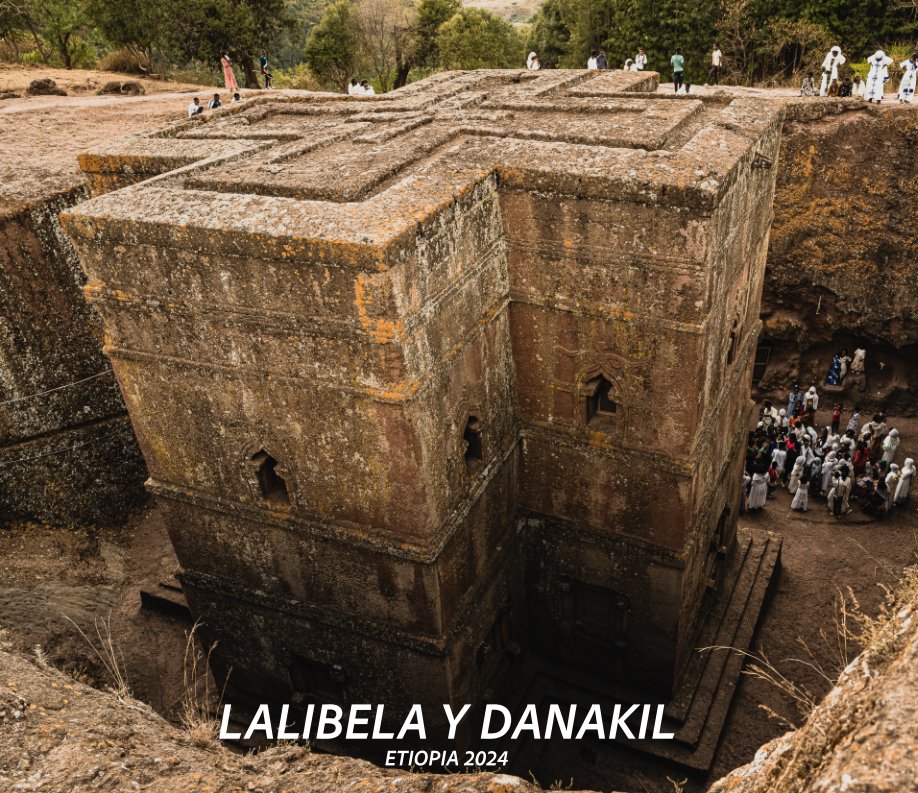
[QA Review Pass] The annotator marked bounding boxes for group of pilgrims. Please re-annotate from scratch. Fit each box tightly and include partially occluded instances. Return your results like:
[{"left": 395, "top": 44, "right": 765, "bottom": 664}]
[
  {"left": 744, "top": 384, "right": 912, "bottom": 520},
  {"left": 802, "top": 45, "right": 917, "bottom": 103}
]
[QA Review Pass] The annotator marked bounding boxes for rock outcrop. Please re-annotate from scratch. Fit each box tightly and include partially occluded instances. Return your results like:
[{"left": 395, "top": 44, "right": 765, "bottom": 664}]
[
  {"left": 755, "top": 103, "right": 918, "bottom": 413},
  {"left": 710, "top": 566, "right": 918, "bottom": 792},
  {"left": 0, "top": 642, "right": 558, "bottom": 793}
]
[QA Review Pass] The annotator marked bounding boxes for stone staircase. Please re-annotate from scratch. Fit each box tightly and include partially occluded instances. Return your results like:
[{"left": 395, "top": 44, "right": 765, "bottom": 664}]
[{"left": 507, "top": 525, "right": 782, "bottom": 774}]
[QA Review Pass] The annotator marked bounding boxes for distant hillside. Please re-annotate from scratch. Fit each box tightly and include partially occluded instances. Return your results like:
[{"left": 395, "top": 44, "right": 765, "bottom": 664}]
[{"left": 464, "top": 0, "right": 541, "bottom": 25}]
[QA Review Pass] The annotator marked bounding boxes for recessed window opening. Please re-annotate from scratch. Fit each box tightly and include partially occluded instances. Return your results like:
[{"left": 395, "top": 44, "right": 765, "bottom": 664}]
[
  {"left": 464, "top": 416, "right": 483, "bottom": 475},
  {"left": 585, "top": 375, "right": 617, "bottom": 425},
  {"left": 252, "top": 449, "right": 289, "bottom": 504}
]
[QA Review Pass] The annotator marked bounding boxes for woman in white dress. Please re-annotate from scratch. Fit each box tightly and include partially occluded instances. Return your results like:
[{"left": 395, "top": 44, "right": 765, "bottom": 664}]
[
  {"left": 821, "top": 451, "right": 838, "bottom": 494},
  {"left": 791, "top": 464, "right": 809, "bottom": 511},
  {"left": 748, "top": 468, "right": 769, "bottom": 511},
  {"left": 787, "top": 456, "right": 805, "bottom": 495}
]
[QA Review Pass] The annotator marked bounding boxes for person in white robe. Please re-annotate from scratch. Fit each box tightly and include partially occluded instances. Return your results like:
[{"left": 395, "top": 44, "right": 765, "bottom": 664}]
[
  {"left": 846, "top": 409, "right": 860, "bottom": 435},
  {"left": 852, "top": 76, "right": 866, "bottom": 97},
  {"left": 587, "top": 51, "right": 598, "bottom": 70},
  {"left": 898, "top": 52, "right": 918, "bottom": 104},
  {"left": 772, "top": 445, "right": 787, "bottom": 475},
  {"left": 741, "top": 471, "right": 751, "bottom": 512},
  {"left": 851, "top": 347, "right": 866, "bottom": 373},
  {"left": 527, "top": 52, "right": 540, "bottom": 70},
  {"left": 865, "top": 50, "right": 894, "bottom": 103},
  {"left": 624, "top": 58, "right": 638, "bottom": 72},
  {"left": 787, "top": 456, "right": 805, "bottom": 495},
  {"left": 819, "top": 46, "right": 846, "bottom": 96},
  {"left": 898, "top": 54, "right": 917, "bottom": 103},
  {"left": 894, "top": 458, "right": 914, "bottom": 504},
  {"left": 881, "top": 428, "right": 900, "bottom": 464},
  {"left": 635, "top": 49, "right": 647, "bottom": 70},
  {"left": 791, "top": 471, "right": 809, "bottom": 511},
  {"left": 835, "top": 467, "right": 852, "bottom": 515},
  {"left": 748, "top": 471, "right": 769, "bottom": 511},
  {"left": 884, "top": 465, "right": 900, "bottom": 512},
  {"left": 821, "top": 451, "right": 838, "bottom": 494},
  {"left": 805, "top": 386, "right": 819, "bottom": 411}
]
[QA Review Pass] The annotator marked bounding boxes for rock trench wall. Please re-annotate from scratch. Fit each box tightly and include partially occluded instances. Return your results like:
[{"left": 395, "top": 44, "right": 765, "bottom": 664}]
[{"left": 755, "top": 102, "right": 918, "bottom": 414}]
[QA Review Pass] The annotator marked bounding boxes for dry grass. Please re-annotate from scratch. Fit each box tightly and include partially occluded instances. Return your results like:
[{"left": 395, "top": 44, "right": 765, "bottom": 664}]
[
  {"left": 705, "top": 550, "right": 918, "bottom": 730},
  {"left": 62, "top": 611, "right": 130, "bottom": 698},
  {"left": 179, "top": 621, "right": 223, "bottom": 747}
]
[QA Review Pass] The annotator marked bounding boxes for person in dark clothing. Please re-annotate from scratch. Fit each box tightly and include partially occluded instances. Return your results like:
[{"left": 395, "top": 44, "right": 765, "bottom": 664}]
[
  {"left": 671, "top": 49, "right": 685, "bottom": 92},
  {"left": 207, "top": 92, "right": 221, "bottom": 110},
  {"left": 259, "top": 50, "right": 273, "bottom": 88}
]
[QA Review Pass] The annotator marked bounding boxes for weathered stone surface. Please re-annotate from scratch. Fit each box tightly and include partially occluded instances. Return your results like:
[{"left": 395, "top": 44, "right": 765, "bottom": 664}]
[
  {"left": 753, "top": 103, "right": 918, "bottom": 413},
  {"left": 0, "top": 94, "right": 204, "bottom": 526},
  {"left": 62, "top": 68, "right": 783, "bottom": 767}
]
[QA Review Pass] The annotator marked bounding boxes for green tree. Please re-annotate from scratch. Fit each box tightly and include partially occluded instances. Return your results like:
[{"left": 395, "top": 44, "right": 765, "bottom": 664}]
[
  {"left": 165, "top": 0, "right": 289, "bottom": 87},
  {"left": 526, "top": 0, "right": 572, "bottom": 68},
  {"left": 435, "top": 8, "right": 525, "bottom": 69},
  {"left": 412, "top": 0, "right": 459, "bottom": 68},
  {"left": 29, "top": 0, "right": 93, "bottom": 68},
  {"left": 304, "top": 0, "right": 359, "bottom": 89},
  {"left": 84, "top": 0, "right": 170, "bottom": 67}
]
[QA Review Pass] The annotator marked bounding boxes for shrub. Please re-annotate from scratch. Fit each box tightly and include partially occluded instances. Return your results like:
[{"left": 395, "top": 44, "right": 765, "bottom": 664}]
[
  {"left": 97, "top": 47, "right": 150, "bottom": 75},
  {"left": 273, "top": 62, "right": 323, "bottom": 90}
]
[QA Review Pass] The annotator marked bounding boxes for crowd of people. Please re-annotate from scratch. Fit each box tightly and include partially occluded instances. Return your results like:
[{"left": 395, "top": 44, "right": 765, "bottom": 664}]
[
  {"left": 527, "top": 43, "right": 724, "bottom": 94},
  {"left": 800, "top": 46, "right": 917, "bottom": 103},
  {"left": 744, "top": 384, "right": 912, "bottom": 521}
]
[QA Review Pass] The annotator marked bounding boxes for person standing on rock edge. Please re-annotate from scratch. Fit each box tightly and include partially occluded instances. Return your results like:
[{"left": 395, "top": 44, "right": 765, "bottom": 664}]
[
  {"left": 898, "top": 53, "right": 917, "bottom": 103},
  {"left": 221, "top": 54, "right": 238, "bottom": 92},
  {"left": 259, "top": 50, "right": 273, "bottom": 89},
  {"left": 635, "top": 48, "right": 647, "bottom": 70},
  {"left": 708, "top": 43, "right": 723, "bottom": 85},
  {"left": 865, "top": 50, "right": 893, "bottom": 103},
  {"left": 671, "top": 49, "right": 685, "bottom": 93},
  {"left": 596, "top": 49, "right": 608, "bottom": 70},
  {"left": 819, "top": 46, "right": 845, "bottom": 96}
]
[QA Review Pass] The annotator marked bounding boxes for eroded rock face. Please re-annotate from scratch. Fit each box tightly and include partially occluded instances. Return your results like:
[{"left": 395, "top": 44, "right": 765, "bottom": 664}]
[
  {"left": 61, "top": 69, "right": 782, "bottom": 772},
  {"left": 754, "top": 104, "right": 918, "bottom": 413},
  {"left": 0, "top": 645, "right": 563, "bottom": 793}
]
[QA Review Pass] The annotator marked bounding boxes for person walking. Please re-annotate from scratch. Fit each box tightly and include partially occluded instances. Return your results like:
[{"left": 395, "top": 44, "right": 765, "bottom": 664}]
[
  {"left": 220, "top": 54, "right": 238, "bottom": 92},
  {"left": 671, "top": 49, "right": 685, "bottom": 93}
]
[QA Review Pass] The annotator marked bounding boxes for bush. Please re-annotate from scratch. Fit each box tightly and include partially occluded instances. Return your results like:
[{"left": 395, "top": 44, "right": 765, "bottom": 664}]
[
  {"left": 97, "top": 47, "right": 150, "bottom": 75},
  {"left": 273, "top": 63, "right": 323, "bottom": 90}
]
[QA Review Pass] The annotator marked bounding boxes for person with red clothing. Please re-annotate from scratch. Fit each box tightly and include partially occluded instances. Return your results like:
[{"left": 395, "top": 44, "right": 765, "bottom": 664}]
[{"left": 831, "top": 403, "right": 842, "bottom": 435}]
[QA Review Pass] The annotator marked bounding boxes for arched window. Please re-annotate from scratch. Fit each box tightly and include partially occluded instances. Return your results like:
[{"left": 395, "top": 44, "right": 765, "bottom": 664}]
[
  {"left": 585, "top": 375, "right": 617, "bottom": 426},
  {"left": 251, "top": 449, "right": 289, "bottom": 504},
  {"left": 463, "top": 415, "right": 483, "bottom": 475}
]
